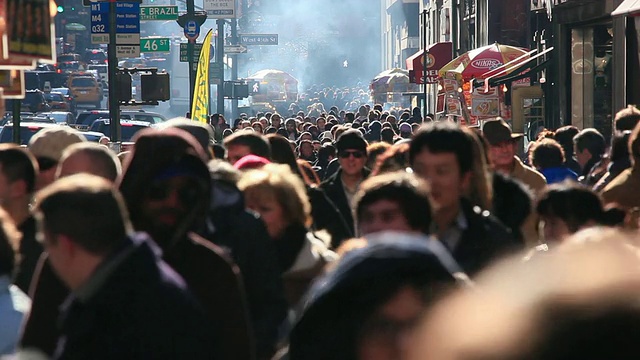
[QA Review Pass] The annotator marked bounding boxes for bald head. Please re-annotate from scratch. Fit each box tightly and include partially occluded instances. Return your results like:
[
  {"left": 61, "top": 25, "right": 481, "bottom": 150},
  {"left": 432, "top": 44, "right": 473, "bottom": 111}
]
[{"left": 56, "top": 143, "right": 122, "bottom": 182}]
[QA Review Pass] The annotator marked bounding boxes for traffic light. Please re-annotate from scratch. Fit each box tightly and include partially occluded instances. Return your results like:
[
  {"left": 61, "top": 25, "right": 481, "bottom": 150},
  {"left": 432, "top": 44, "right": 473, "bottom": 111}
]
[
  {"left": 57, "top": 5, "right": 64, "bottom": 12},
  {"left": 141, "top": 73, "right": 170, "bottom": 101},
  {"left": 116, "top": 72, "right": 133, "bottom": 102}
]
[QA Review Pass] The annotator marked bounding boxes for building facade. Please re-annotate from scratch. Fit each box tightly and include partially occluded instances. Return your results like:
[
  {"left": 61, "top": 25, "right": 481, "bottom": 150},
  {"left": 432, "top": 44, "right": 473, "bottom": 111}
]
[{"left": 382, "top": 0, "right": 420, "bottom": 70}]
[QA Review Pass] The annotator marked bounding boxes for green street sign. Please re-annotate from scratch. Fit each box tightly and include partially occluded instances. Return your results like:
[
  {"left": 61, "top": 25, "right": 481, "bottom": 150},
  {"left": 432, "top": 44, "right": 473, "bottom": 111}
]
[
  {"left": 179, "top": 43, "right": 203, "bottom": 62},
  {"left": 140, "top": 38, "right": 171, "bottom": 52},
  {"left": 140, "top": 6, "right": 179, "bottom": 21}
]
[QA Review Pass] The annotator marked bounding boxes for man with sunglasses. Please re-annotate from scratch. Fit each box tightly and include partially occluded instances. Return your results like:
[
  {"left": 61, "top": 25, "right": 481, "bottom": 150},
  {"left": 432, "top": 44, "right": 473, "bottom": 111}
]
[
  {"left": 118, "top": 128, "right": 253, "bottom": 359},
  {"left": 32, "top": 174, "right": 217, "bottom": 359},
  {"left": 19, "top": 129, "right": 254, "bottom": 359},
  {"left": 321, "top": 129, "right": 370, "bottom": 238}
]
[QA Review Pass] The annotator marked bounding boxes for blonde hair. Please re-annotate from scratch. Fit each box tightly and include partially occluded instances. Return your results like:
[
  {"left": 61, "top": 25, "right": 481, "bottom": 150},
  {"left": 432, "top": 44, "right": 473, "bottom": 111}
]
[
  {"left": 237, "top": 163, "right": 312, "bottom": 227},
  {"left": 463, "top": 127, "right": 493, "bottom": 210}
]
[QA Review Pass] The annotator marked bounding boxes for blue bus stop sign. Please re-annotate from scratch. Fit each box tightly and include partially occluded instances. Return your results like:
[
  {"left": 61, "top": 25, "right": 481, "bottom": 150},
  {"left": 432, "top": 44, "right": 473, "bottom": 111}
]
[{"left": 184, "top": 20, "right": 200, "bottom": 41}]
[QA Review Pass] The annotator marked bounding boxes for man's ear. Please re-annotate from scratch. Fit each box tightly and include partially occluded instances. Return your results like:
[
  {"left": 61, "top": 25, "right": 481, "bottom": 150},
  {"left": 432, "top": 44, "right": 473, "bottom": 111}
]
[
  {"left": 9, "top": 179, "right": 28, "bottom": 199},
  {"left": 460, "top": 170, "right": 473, "bottom": 194},
  {"left": 58, "top": 234, "right": 77, "bottom": 259}
]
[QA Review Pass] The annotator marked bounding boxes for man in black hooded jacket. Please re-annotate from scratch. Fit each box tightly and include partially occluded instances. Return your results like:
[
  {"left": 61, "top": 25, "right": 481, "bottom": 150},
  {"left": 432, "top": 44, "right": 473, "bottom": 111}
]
[{"left": 21, "top": 129, "right": 254, "bottom": 360}]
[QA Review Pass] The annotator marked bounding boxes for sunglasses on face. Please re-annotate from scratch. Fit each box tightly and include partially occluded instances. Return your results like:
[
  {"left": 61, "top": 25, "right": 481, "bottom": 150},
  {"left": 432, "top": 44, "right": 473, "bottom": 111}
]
[
  {"left": 147, "top": 180, "right": 201, "bottom": 204},
  {"left": 338, "top": 150, "right": 365, "bottom": 159}
]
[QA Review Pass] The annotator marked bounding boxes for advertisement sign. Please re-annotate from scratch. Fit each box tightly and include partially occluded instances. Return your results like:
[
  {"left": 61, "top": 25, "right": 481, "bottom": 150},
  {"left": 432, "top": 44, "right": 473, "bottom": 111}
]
[
  {"left": 0, "top": 69, "right": 25, "bottom": 98},
  {"left": 7, "top": 0, "right": 55, "bottom": 62},
  {"left": 443, "top": 78, "right": 458, "bottom": 93},
  {"left": 471, "top": 87, "right": 500, "bottom": 117},
  {"left": 0, "top": 0, "right": 7, "bottom": 59},
  {"left": 0, "top": 58, "right": 35, "bottom": 69},
  {"left": 406, "top": 42, "right": 453, "bottom": 84},
  {"left": 203, "top": 0, "right": 235, "bottom": 19},
  {"left": 446, "top": 97, "right": 462, "bottom": 117}
]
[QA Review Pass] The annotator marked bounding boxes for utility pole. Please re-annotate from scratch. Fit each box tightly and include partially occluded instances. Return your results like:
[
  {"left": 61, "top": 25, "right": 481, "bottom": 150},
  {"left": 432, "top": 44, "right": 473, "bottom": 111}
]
[
  {"left": 422, "top": 9, "right": 428, "bottom": 118},
  {"left": 187, "top": 0, "right": 195, "bottom": 109},
  {"left": 231, "top": 18, "right": 238, "bottom": 119},
  {"left": 451, "top": 0, "right": 458, "bottom": 58},
  {"left": 216, "top": 19, "right": 224, "bottom": 115},
  {"left": 177, "top": 10, "right": 206, "bottom": 114},
  {"left": 107, "top": 0, "right": 120, "bottom": 143}
]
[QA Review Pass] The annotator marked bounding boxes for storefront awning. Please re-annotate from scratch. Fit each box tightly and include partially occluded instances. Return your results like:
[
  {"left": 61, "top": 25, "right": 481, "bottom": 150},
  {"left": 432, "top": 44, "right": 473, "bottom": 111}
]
[
  {"left": 472, "top": 47, "right": 554, "bottom": 89},
  {"left": 612, "top": 0, "right": 640, "bottom": 17},
  {"left": 406, "top": 42, "right": 453, "bottom": 84}
]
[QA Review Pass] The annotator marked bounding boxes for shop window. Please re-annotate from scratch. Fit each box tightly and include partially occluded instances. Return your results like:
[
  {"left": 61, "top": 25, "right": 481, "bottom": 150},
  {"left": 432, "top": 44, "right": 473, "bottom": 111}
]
[{"left": 570, "top": 24, "right": 612, "bottom": 135}]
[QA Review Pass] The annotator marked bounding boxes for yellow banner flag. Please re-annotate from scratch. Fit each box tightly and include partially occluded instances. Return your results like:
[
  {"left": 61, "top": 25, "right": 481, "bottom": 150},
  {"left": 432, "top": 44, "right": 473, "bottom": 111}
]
[{"left": 191, "top": 29, "right": 213, "bottom": 124}]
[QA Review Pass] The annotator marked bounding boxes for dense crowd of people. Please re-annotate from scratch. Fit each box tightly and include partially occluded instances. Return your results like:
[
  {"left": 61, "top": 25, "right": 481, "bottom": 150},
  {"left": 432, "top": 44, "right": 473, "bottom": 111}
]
[{"left": 2, "top": 99, "right": 640, "bottom": 359}]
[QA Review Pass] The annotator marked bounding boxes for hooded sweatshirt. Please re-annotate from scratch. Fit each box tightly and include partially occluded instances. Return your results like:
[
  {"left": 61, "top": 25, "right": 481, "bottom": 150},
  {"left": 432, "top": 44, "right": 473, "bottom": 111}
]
[
  {"left": 119, "top": 128, "right": 253, "bottom": 360},
  {"left": 288, "top": 234, "right": 465, "bottom": 360}
]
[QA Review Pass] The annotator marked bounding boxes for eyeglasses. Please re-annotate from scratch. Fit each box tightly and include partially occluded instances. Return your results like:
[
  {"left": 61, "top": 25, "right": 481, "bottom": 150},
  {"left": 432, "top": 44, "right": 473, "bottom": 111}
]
[
  {"left": 338, "top": 150, "right": 365, "bottom": 159},
  {"left": 147, "top": 179, "right": 201, "bottom": 204}
]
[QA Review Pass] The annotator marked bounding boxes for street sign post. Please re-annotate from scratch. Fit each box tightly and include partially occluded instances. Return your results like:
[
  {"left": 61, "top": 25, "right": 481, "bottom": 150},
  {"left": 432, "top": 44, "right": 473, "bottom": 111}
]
[
  {"left": 141, "top": 38, "right": 170, "bottom": 52},
  {"left": 224, "top": 44, "right": 247, "bottom": 54},
  {"left": 180, "top": 43, "right": 202, "bottom": 62},
  {"left": 210, "top": 62, "right": 223, "bottom": 84},
  {"left": 91, "top": 1, "right": 140, "bottom": 57},
  {"left": 203, "top": 0, "right": 235, "bottom": 19},
  {"left": 140, "top": 5, "right": 178, "bottom": 21},
  {"left": 239, "top": 34, "right": 278, "bottom": 45},
  {"left": 179, "top": 43, "right": 215, "bottom": 62}
]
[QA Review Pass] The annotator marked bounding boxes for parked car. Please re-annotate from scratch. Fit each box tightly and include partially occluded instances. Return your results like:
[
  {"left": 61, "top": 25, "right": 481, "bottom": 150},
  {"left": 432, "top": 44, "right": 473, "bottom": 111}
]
[
  {"left": 5, "top": 90, "right": 51, "bottom": 114},
  {"left": 67, "top": 74, "right": 102, "bottom": 108},
  {"left": 75, "top": 109, "right": 167, "bottom": 127},
  {"left": 43, "top": 92, "right": 70, "bottom": 111},
  {"left": 37, "top": 111, "right": 76, "bottom": 124},
  {"left": 89, "top": 118, "right": 151, "bottom": 142},
  {"left": 0, "top": 122, "right": 62, "bottom": 145},
  {"left": 51, "top": 87, "right": 77, "bottom": 114},
  {"left": 87, "top": 64, "right": 108, "bottom": 88},
  {"left": 84, "top": 49, "right": 108, "bottom": 64}
]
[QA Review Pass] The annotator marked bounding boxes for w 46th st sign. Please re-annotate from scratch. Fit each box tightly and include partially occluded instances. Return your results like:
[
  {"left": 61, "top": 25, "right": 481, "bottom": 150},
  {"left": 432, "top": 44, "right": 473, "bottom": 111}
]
[{"left": 239, "top": 34, "right": 278, "bottom": 45}]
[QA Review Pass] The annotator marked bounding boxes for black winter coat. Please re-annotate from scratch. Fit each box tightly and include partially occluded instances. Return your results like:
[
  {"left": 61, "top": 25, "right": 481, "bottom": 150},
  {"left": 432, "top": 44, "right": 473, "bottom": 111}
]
[
  {"left": 320, "top": 169, "right": 371, "bottom": 246},
  {"left": 53, "top": 236, "right": 217, "bottom": 360},
  {"left": 205, "top": 179, "right": 287, "bottom": 360},
  {"left": 453, "top": 199, "right": 523, "bottom": 276}
]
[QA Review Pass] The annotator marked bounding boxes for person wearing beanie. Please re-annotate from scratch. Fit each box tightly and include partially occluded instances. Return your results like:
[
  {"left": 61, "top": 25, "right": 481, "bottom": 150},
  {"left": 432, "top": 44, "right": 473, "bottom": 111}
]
[
  {"left": 320, "top": 129, "right": 370, "bottom": 239},
  {"left": 399, "top": 122, "right": 413, "bottom": 139}
]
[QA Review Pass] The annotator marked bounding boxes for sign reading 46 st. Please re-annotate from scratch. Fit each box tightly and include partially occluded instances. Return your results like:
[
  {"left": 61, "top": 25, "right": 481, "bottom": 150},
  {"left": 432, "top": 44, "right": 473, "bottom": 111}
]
[{"left": 140, "top": 38, "right": 170, "bottom": 52}]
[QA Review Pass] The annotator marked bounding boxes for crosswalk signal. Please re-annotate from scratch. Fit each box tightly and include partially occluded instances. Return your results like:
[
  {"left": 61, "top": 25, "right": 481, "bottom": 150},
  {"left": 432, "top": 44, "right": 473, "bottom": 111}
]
[
  {"left": 141, "top": 72, "right": 170, "bottom": 101},
  {"left": 249, "top": 80, "right": 261, "bottom": 94},
  {"left": 116, "top": 72, "right": 132, "bottom": 103}
]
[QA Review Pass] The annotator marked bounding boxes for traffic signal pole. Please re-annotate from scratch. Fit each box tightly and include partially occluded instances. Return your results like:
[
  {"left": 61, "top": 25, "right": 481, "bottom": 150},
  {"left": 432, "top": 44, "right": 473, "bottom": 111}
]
[
  {"left": 231, "top": 18, "right": 238, "bottom": 119},
  {"left": 422, "top": 9, "right": 428, "bottom": 119},
  {"left": 186, "top": 0, "right": 195, "bottom": 111},
  {"left": 216, "top": 19, "right": 224, "bottom": 115},
  {"left": 107, "top": 0, "right": 121, "bottom": 142}
]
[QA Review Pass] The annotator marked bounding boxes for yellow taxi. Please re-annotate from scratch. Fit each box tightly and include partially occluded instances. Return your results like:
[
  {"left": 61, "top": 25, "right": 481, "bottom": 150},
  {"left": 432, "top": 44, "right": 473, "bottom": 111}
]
[{"left": 67, "top": 73, "right": 102, "bottom": 108}]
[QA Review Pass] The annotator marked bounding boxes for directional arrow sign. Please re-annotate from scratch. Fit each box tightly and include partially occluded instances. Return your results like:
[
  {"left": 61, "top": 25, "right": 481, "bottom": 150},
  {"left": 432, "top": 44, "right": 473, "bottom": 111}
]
[{"left": 224, "top": 45, "right": 247, "bottom": 54}]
